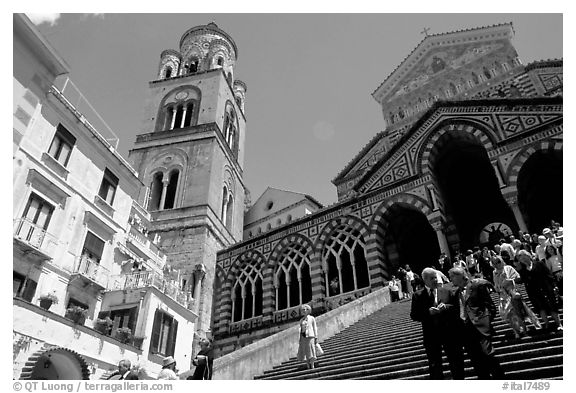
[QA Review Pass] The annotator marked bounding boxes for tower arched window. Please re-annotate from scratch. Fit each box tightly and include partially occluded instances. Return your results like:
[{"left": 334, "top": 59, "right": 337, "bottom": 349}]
[
  {"left": 183, "top": 102, "right": 194, "bottom": 128},
  {"left": 165, "top": 66, "right": 172, "bottom": 79},
  {"left": 217, "top": 57, "right": 224, "bottom": 67},
  {"left": 163, "top": 170, "right": 180, "bottom": 209},
  {"left": 173, "top": 105, "right": 184, "bottom": 129},
  {"left": 189, "top": 59, "right": 199, "bottom": 73},
  {"left": 231, "top": 262, "right": 263, "bottom": 322},
  {"left": 225, "top": 194, "right": 233, "bottom": 230},
  {"left": 275, "top": 244, "right": 312, "bottom": 311},
  {"left": 148, "top": 170, "right": 180, "bottom": 211},
  {"left": 323, "top": 226, "right": 370, "bottom": 297},
  {"left": 149, "top": 172, "right": 164, "bottom": 211},
  {"left": 221, "top": 186, "right": 234, "bottom": 229}
]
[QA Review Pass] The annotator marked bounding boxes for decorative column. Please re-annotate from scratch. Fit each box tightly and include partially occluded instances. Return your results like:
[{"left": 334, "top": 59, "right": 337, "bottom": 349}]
[
  {"left": 169, "top": 107, "right": 177, "bottom": 130},
  {"left": 192, "top": 264, "right": 206, "bottom": 315},
  {"left": 158, "top": 179, "right": 170, "bottom": 210},
  {"left": 492, "top": 161, "right": 506, "bottom": 188},
  {"left": 505, "top": 195, "right": 528, "bottom": 233},
  {"left": 431, "top": 219, "right": 451, "bottom": 259},
  {"left": 180, "top": 106, "right": 188, "bottom": 128}
]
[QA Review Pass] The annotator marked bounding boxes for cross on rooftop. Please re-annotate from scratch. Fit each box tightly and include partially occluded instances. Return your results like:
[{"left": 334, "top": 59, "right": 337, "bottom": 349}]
[{"left": 421, "top": 27, "right": 431, "bottom": 37}]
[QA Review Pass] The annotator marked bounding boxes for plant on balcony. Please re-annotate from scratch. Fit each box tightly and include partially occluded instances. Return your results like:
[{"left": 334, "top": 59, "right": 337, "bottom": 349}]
[
  {"left": 93, "top": 317, "right": 113, "bottom": 335},
  {"left": 115, "top": 327, "right": 133, "bottom": 344},
  {"left": 65, "top": 305, "right": 88, "bottom": 325},
  {"left": 131, "top": 335, "right": 146, "bottom": 349},
  {"left": 38, "top": 293, "right": 59, "bottom": 310}
]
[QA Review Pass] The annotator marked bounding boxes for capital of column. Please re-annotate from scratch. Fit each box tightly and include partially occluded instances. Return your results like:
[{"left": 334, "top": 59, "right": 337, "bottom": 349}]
[
  {"left": 430, "top": 219, "right": 446, "bottom": 232},
  {"left": 194, "top": 263, "right": 207, "bottom": 280},
  {"left": 504, "top": 194, "right": 519, "bottom": 207}
]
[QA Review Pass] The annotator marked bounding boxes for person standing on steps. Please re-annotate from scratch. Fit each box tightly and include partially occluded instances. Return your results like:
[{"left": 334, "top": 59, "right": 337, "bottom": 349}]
[
  {"left": 449, "top": 267, "right": 505, "bottom": 380},
  {"left": 297, "top": 304, "right": 318, "bottom": 370},
  {"left": 410, "top": 268, "right": 464, "bottom": 379}
]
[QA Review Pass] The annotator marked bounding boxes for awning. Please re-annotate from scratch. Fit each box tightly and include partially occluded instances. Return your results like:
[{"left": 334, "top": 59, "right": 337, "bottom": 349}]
[{"left": 19, "top": 345, "right": 91, "bottom": 380}]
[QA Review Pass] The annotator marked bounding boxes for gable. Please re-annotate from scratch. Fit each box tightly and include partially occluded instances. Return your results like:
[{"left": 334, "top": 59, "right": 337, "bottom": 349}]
[{"left": 245, "top": 188, "right": 314, "bottom": 225}]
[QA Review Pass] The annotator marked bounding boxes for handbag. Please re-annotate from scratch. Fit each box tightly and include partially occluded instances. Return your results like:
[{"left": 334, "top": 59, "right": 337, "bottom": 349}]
[{"left": 315, "top": 342, "right": 324, "bottom": 356}]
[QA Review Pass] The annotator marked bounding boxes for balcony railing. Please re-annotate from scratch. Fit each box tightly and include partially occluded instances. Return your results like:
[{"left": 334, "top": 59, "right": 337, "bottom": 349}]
[
  {"left": 71, "top": 255, "right": 110, "bottom": 288},
  {"left": 126, "top": 226, "right": 165, "bottom": 268},
  {"left": 107, "top": 271, "right": 192, "bottom": 309},
  {"left": 13, "top": 218, "right": 58, "bottom": 259}
]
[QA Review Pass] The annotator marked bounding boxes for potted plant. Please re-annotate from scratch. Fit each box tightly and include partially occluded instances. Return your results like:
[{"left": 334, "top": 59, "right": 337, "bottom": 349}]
[
  {"left": 38, "top": 293, "right": 59, "bottom": 310},
  {"left": 65, "top": 305, "right": 88, "bottom": 325},
  {"left": 131, "top": 335, "right": 146, "bottom": 349},
  {"left": 115, "top": 327, "right": 133, "bottom": 344},
  {"left": 93, "top": 317, "right": 113, "bottom": 335}
]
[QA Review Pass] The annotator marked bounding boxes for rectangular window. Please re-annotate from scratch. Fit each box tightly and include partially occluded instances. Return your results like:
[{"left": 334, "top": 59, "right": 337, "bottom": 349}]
[
  {"left": 149, "top": 309, "right": 178, "bottom": 357},
  {"left": 18, "top": 193, "right": 55, "bottom": 246},
  {"left": 48, "top": 124, "right": 76, "bottom": 167},
  {"left": 81, "top": 231, "right": 105, "bottom": 264},
  {"left": 13, "top": 271, "right": 37, "bottom": 302},
  {"left": 98, "top": 168, "right": 119, "bottom": 205}
]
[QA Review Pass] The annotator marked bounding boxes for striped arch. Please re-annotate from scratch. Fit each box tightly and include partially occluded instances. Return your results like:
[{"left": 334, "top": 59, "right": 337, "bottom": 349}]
[
  {"left": 505, "top": 139, "right": 563, "bottom": 193},
  {"left": 218, "top": 250, "right": 266, "bottom": 329},
  {"left": 263, "top": 233, "right": 315, "bottom": 318},
  {"left": 367, "top": 193, "right": 435, "bottom": 286},
  {"left": 418, "top": 119, "right": 498, "bottom": 176}
]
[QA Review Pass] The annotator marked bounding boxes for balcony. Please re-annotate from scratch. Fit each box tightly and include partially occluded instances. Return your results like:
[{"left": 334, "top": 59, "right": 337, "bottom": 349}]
[
  {"left": 126, "top": 226, "right": 165, "bottom": 269},
  {"left": 13, "top": 218, "right": 58, "bottom": 263},
  {"left": 107, "top": 271, "right": 192, "bottom": 309},
  {"left": 70, "top": 255, "right": 110, "bottom": 290}
]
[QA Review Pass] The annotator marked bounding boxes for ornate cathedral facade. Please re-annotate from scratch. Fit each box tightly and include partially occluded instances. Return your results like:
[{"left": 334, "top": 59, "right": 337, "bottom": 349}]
[{"left": 209, "top": 23, "right": 562, "bottom": 356}]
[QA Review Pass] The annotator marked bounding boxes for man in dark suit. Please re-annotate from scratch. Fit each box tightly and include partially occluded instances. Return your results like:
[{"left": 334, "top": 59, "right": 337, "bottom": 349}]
[
  {"left": 108, "top": 359, "right": 139, "bottom": 380},
  {"left": 449, "top": 266, "right": 504, "bottom": 379},
  {"left": 410, "top": 268, "right": 464, "bottom": 379}
]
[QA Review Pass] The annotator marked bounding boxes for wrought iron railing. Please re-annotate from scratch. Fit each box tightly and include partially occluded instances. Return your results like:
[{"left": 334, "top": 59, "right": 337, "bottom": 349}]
[
  {"left": 13, "top": 218, "right": 58, "bottom": 256},
  {"left": 72, "top": 254, "right": 110, "bottom": 287}
]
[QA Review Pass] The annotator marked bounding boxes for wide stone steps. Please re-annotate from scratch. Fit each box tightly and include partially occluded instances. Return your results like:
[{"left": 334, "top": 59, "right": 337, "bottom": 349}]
[{"left": 255, "top": 287, "right": 563, "bottom": 380}]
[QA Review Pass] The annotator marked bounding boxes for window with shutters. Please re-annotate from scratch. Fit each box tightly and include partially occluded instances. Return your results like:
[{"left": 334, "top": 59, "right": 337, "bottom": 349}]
[
  {"left": 48, "top": 124, "right": 76, "bottom": 167},
  {"left": 13, "top": 271, "right": 37, "bottom": 302},
  {"left": 98, "top": 168, "right": 119, "bottom": 205},
  {"left": 17, "top": 193, "right": 55, "bottom": 245},
  {"left": 149, "top": 309, "right": 178, "bottom": 357}
]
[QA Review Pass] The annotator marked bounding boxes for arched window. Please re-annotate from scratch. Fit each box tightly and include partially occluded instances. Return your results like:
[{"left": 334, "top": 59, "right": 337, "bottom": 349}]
[
  {"left": 183, "top": 102, "right": 194, "bottom": 128},
  {"left": 173, "top": 105, "right": 184, "bottom": 129},
  {"left": 266, "top": 223, "right": 272, "bottom": 231},
  {"left": 189, "top": 59, "right": 199, "bottom": 73},
  {"left": 471, "top": 72, "right": 480, "bottom": 85},
  {"left": 235, "top": 96, "right": 242, "bottom": 108},
  {"left": 275, "top": 244, "right": 312, "bottom": 311},
  {"left": 221, "top": 186, "right": 234, "bottom": 229},
  {"left": 231, "top": 262, "right": 263, "bottom": 322},
  {"left": 225, "top": 194, "right": 233, "bottom": 230},
  {"left": 163, "top": 170, "right": 179, "bottom": 209},
  {"left": 149, "top": 172, "right": 164, "bottom": 211},
  {"left": 323, "top": 226, "right": 369, "bottom": 297},
  {"left": 217, "top": 57, "right": 224, "bottom": 67},
  {"left": 164, "top": 106, "right": 175, "bottom": 130},
  {"left": 165, "top": 66, "right": 172, "bottom": 79},
  {"left": 483, "top": 66, "right": 492, "bottom": 80},
  {"left": 226, "top": 72, "right": 232, "bottom": 85},
  {"left": 287, "top": 215, "right": 292, "bottom": 222}
]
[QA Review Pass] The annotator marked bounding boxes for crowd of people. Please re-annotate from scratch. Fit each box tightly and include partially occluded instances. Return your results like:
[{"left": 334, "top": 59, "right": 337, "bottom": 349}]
[
  {"left": 106, "top": 338, "right": 214, "bottom": 380},
  {"left": 407, "top": 221, "right": 564, "bottom": 380}
]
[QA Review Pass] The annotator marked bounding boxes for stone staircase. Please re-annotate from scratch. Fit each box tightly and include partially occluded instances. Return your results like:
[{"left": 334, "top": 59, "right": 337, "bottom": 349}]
[{"left": 255, "top": 287, "right": 563, "bottom": 380}]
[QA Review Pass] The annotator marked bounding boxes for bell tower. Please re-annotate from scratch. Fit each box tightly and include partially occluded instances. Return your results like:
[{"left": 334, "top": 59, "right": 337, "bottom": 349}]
[{"left": 128, "top": 22, "right": 247, "bottom": 349}]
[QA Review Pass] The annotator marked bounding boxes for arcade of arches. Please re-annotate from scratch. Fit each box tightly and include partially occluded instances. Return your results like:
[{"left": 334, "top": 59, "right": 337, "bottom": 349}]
[{"left": 213, "top": 100, "right": 562, "bottom": 354}]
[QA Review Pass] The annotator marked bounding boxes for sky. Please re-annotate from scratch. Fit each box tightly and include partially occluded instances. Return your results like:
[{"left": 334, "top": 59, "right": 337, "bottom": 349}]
[{"left": 27, "top": 12, "right": 563, "bottom": 207}]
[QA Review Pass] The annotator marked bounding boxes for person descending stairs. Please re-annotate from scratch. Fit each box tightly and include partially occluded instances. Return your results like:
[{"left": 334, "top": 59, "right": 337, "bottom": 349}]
[{"left": 254, "top": 285, "right": 562, "bottom": 380}]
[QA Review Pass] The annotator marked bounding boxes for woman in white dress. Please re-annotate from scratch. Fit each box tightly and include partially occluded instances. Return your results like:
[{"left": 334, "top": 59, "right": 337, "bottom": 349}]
[{"left": 297, "top": 304, "right": 318, "bottom": 369}]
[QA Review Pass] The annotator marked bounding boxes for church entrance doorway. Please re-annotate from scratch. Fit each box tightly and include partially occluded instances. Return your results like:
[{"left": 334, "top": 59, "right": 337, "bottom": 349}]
[
  {"left": 431, "top": 132, "right": 516, "bottom": 250},
  {"left": 381, "top": 204, "right": 439, "bottom": 276},
  {"left": 517, "top": 149, "right": 563, "bottom": 233}
]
